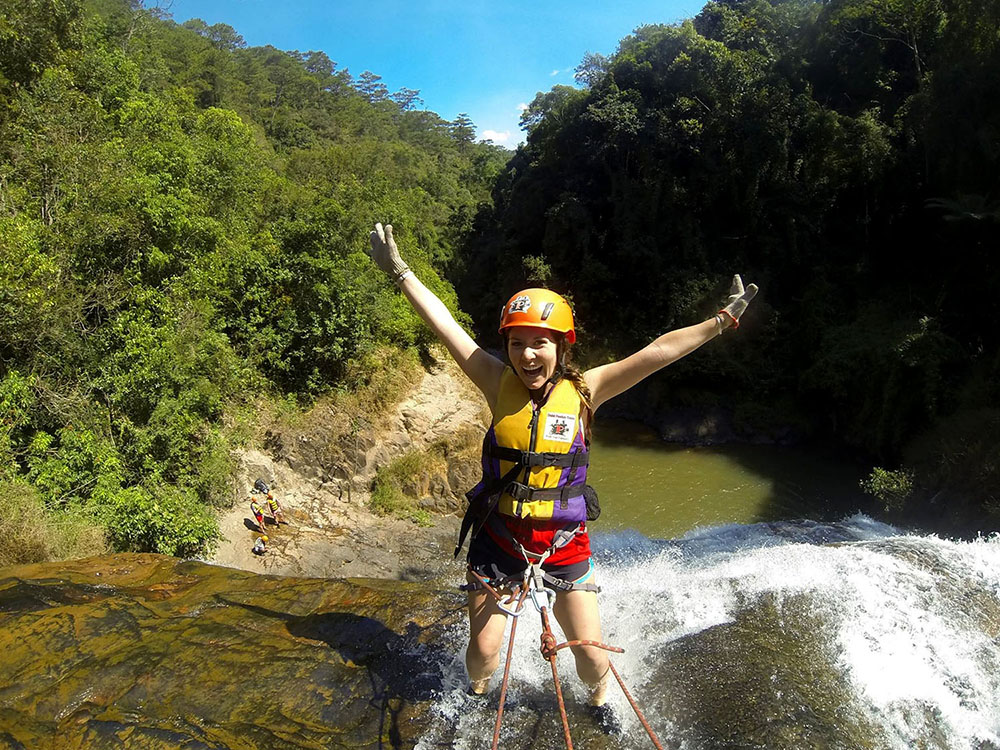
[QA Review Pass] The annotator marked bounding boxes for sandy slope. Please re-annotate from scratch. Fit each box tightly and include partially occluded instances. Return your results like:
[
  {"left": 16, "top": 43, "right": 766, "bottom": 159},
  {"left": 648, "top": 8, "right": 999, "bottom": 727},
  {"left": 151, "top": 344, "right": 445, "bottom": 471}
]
[{"left": 210, "top": 353, "right": 484, "bottom": 582}]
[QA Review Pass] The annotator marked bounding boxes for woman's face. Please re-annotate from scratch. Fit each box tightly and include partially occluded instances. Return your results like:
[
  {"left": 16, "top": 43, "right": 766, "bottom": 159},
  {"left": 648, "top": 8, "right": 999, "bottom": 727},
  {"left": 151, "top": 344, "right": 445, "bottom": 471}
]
[{"left": 506, "top": 326, "right": 559, "bottom": 392}]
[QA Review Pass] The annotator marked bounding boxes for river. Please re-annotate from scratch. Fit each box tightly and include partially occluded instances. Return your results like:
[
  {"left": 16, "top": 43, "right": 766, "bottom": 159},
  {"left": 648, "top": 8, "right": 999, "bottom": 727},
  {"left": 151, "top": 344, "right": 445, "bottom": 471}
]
[
  {"left": 4, "top": 422, "right": 997, "bottom": 749},
  {"left": 588, "top": 418, "right": 872, "bottom": 538}
]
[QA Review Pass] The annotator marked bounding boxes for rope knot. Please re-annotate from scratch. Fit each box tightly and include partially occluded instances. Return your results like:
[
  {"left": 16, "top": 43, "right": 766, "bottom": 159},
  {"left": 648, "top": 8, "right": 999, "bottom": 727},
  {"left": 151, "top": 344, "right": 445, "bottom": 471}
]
[{"left": 540, "top": 631, "right": 558, "bottom": 659}]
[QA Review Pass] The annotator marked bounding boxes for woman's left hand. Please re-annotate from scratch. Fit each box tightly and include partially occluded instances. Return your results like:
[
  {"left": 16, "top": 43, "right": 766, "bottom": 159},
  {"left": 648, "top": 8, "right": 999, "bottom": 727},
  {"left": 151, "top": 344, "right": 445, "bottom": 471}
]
[{"left": 717, "top": 275, "right": 759, "bottom": 330}]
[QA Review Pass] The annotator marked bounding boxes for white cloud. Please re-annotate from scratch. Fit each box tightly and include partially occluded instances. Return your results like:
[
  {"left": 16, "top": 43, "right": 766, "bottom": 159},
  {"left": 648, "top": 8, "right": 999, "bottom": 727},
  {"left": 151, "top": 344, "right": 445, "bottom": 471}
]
[
  {"left": 481, "top": 129, "right": 511, "bottom": 144},
  {"left": 517, "top": 102, "right": 528, "bottom": 112},
  {"left": 550, "top": 69, "right": 560, "bottom": 76}
]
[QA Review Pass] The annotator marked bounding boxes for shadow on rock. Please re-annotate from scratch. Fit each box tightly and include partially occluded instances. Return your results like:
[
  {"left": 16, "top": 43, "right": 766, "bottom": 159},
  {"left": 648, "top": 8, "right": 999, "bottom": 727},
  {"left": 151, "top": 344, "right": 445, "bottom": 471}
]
[
  {"left": 218, "top": 596, "right": 457, "bottom": 750},
  {"left": 288, "top": 612, "right": 446, "bottom": 700},
  {"left": 242, "top": 518, "right": 264, "bottom": 532},
  {"left": 288, "top": 612, "right": 450, "bottom": 750}
]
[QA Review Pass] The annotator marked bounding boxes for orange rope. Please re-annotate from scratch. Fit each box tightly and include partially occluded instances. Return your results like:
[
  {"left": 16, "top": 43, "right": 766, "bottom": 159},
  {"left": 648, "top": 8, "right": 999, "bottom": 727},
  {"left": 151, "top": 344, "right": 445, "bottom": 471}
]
[
  {"left": 609, "top": 661, "right": 665, "bottom": 750},
  {"left": 491, "top": 587, "right": 528, "bottom": 750},
  {"left": 539, "top": 607, "right": 575, "bottom": 750},
  {"left": 544, "top": 639, "right": 625, "bottom": 656},
  {"left": 467, "top": 565, "right": 664, "bottom": 750}
]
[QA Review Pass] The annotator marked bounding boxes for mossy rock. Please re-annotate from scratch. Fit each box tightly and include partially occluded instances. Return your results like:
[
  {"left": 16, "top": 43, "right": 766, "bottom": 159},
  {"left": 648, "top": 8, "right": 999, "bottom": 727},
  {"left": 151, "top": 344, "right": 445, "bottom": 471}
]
[
  {"left": 646, "top": 592, "right": 891, "bottom": 749},
  {"left": 0, "top": 554, "right": 465, "bottom": 749}
]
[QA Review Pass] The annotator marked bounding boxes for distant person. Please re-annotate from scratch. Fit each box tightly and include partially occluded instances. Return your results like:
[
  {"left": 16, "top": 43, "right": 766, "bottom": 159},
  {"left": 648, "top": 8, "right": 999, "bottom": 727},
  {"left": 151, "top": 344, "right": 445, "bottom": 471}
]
[
  {"left": 265, "top": 491, "right": 286, "bottom": 525},
  {"left": 253, "top": 478, "right": 286, "bottom": 525},
  {"left": 253, "top": 535, "right": 268, "bottom": 555},
  {"left": 249, "top": 495, "right": 267, "bottom": 533},
  {"left": 367, "top": 222, "right": 758, "bottom": 714}
]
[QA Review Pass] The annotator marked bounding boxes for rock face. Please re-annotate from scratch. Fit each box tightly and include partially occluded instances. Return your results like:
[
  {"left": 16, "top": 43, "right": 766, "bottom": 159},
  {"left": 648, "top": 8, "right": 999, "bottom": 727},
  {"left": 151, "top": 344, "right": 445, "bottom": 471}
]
[
  {"left": 261, "top": 352, "right": 487, "bottom": 512},
  {"left": 648, "top": 592, "right": 890, "bottom": 749},
  {"left": 212, "top": 352, "right": 485, "bottom": 580},
  {"left": 0, "top": 554, "right": 465, "bottom": 750},
  {"left": 0, "top": 555, "right": 630, "bottom": 750}
]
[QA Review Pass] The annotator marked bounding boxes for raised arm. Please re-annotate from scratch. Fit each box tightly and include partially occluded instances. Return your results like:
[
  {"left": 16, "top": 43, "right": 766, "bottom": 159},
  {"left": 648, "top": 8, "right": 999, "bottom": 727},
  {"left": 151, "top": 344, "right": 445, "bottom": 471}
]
[
  {"left": 369, "top": 223, "right": 504, "bottom": 408},
  {"left": 584, "top": 276, "right": 758, "bottom": 411}
]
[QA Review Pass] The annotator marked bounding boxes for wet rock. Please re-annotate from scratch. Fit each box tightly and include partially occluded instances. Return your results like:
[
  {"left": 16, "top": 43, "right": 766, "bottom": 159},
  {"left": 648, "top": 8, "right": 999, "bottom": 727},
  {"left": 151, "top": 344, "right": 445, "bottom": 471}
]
[
  {"left": 0, "top": 554, "right": 465, "bottom": 750},
  {"left": 646, "top": 592, "right": 890, "bottom": 749}
]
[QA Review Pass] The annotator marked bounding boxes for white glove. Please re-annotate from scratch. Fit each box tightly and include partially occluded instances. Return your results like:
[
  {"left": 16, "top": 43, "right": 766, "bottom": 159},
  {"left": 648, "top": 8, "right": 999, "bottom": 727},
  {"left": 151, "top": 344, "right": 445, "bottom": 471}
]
[
  {"left": 715, "top": 275, "right": 758, "bottom": 331},
  {"left": 368, "top": 223, "right": 411, "bottom": 284}
]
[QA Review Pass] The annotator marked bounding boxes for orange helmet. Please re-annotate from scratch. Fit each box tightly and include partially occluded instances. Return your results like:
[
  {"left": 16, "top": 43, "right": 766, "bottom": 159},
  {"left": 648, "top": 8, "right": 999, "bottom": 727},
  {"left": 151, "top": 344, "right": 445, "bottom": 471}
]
[{"left": 498, "top": 289, "right": 576, "bottom": 344}]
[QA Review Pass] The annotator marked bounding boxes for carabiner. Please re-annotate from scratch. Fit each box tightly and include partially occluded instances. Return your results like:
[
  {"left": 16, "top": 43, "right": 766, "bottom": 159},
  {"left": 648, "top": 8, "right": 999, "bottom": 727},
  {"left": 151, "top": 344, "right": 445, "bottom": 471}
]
[
  {"left": 497, "top": 587, "right": 527, "bottom": 617},
  {"left": 526, "top": 564, "right": 555, "bottom": 612},
  {"left": 530, "top": 585, "right": 556, "bottom": 613}
]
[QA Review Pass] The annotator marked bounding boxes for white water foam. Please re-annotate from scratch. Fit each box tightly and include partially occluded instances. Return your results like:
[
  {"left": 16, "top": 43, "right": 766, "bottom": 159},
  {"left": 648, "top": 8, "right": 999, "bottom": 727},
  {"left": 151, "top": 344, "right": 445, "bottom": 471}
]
[{"left": 419, "top": 517, "right": 1000, "bottom": 749}]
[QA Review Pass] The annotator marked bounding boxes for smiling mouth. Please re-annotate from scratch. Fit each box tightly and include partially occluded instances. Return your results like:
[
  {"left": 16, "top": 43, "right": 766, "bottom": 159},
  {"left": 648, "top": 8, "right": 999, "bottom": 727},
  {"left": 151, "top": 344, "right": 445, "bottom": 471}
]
[{"left": 522, "top": 364, "right": 544, "bottom": 377}]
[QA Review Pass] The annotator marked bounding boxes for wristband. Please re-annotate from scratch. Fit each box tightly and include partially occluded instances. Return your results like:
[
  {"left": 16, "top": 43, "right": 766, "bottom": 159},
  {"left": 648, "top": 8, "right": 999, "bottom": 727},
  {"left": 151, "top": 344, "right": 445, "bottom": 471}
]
[
  {"left": 717, "top": 309, "right": 739, "bottom": 330},
  {"left": 395, "top": 269, "right": 413, "bottom": 285}
]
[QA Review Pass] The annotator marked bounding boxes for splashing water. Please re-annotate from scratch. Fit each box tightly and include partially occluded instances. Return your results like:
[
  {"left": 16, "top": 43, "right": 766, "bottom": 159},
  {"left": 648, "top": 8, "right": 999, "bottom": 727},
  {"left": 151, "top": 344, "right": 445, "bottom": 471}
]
[{"left": 417, "top": 515, "right": 1000, "bottom": 749}]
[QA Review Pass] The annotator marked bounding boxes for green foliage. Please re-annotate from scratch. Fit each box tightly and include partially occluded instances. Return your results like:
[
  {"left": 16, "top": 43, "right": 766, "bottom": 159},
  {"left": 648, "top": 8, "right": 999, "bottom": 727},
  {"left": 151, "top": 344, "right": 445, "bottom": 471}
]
[
  {"left": 370, "top": 450, "right": 441, "bottom": 525},
  {"left": 0, "top": 371, "right": 38, "bottom": 477},
  {"left": 0, "top": 0, "right": 83, "bottom": 91},
  {"left": 803, "top": 311, "right": 964, "bottom": 457},
  {"left": 0, "top": 481, "right": 107, "bottom": 567},
  {"left": 860, "top": 467, "right": 914, "bottom": 512},
  {"left": 26, "top": 426, "right": 122, "bottom": 507},
  {"left": 101, "top": 484, "right": 219, "bottom": 557},
  {"left": 903, "top": 409, "right": 1000, "bottom": 520},
  {"left": 0, "top": 0, "right": 501, "bottom": 556}
]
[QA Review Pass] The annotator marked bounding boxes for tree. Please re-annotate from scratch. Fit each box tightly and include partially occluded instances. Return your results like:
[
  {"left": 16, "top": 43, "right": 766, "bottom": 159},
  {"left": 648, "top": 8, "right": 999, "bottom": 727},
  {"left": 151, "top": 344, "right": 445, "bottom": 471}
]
[
  {"left": 0, "top": 0, "right": 83, "bottom": 89},
  {"left": 450, "top": 112, "right": 476, "bottom": 149},
  {"left": 356, "top": 70, "right": 388, "bottom": 102},
  {"left": 181, "top": 19, "right": 245, "bottom": 51},
  {"left": 518, "top": 85, "right": 587, "bottom": 134},
  {"left": 574, "top": 51, "right": 609, "bottom": 87},
  {"left": 391, "top": 87, "right": 423, "bottom": 111}
]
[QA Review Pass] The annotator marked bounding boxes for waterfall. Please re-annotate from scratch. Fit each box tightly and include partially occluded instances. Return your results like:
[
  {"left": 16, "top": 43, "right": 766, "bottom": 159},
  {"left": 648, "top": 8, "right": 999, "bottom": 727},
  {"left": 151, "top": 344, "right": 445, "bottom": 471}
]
[{"left": 418, "top": 515, "right": 1000, "bottom": 749}]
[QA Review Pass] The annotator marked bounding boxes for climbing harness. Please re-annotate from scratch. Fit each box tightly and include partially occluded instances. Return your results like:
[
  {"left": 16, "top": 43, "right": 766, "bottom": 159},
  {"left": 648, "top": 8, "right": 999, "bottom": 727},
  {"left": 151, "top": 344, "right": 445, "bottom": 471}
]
[{"left": 467, "top": 559, "right": 665, "bottom": 750}]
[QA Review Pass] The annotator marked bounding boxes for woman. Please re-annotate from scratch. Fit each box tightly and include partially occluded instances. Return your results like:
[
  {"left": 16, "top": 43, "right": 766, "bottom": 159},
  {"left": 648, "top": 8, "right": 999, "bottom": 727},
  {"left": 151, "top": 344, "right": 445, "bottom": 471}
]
[{"left": 367, "top": 222, "right": 757, "bottom": 710}]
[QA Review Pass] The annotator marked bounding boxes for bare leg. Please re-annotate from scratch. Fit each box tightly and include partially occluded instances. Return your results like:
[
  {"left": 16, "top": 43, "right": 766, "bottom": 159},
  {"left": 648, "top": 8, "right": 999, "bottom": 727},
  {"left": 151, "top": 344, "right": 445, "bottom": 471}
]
[
  {"left": 552, "top": 586, "right": 610, "bottom": 705},
  {"left": 466, "top": 570, "right": 509, "bottom": 693}
]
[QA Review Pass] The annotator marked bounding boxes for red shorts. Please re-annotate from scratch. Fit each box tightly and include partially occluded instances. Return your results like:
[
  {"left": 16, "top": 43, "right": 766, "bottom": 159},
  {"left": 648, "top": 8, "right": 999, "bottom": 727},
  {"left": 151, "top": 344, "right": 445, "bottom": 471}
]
[{"left": 482, "top": 515, "right": 590, "bottom": 567}]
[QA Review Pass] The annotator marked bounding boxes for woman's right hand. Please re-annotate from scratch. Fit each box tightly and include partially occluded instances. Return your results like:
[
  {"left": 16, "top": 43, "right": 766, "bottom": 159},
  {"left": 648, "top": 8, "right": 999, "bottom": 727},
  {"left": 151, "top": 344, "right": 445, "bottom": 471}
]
[
  {"left": 717, "top": 274, "right": 758, "bottom": 330},
  {"left": 368, "top": 222, "right": 411, "bottom": 284}
]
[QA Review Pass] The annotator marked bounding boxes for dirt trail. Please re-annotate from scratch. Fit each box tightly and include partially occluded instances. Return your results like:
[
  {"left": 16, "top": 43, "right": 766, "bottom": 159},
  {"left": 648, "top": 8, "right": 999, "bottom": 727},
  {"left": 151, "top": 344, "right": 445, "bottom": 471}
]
[{"left": 209, "top": 353, "right": 486, "bottom": 581}]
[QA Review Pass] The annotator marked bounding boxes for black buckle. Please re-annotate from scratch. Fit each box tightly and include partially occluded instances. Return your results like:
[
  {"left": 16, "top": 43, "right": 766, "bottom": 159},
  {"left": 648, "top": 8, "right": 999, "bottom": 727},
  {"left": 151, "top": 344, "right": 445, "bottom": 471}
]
[{"left": 507, "top": 483, "right": 533, "bottom": 502}]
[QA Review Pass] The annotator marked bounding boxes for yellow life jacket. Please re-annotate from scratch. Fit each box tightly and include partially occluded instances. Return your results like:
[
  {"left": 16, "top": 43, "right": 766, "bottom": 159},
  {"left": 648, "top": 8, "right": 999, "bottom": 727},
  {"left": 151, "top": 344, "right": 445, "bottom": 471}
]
[
  {"left": 454, "top": 369, "right": 591, "bottom": 558},
  {"left": 491, "top": 368, "right": 589, "bottom": 522}
]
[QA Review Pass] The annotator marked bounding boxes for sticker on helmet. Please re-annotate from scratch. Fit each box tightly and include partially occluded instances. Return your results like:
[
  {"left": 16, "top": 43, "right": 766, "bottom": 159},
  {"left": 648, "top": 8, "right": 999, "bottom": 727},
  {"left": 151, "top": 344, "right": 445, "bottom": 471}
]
[
  {"left": 540, "top": 302, "right": 555, "bottom": 321},
  {"left": 543, "top": 412, "right": 576, "bottom": 444},
  {"left": 509, "top": 295, "right": 532, "bottom": 314}
]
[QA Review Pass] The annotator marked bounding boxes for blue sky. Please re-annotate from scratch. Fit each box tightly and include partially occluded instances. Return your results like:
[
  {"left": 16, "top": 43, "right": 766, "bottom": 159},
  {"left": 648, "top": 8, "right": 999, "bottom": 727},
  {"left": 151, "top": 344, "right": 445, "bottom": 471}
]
[{"left": 160, "top": 0, "right": 708, "bottom": 147}]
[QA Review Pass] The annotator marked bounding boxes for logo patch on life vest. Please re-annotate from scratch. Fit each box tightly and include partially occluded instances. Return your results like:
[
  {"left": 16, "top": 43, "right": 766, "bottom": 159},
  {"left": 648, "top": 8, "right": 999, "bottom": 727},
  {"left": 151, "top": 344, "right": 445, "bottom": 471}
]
[
  {"left": 543, "top": 412, "right": 576, "bottom": 443},
  {"left": 508, "top": 295, "right": 532, "bottom": 314}
]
